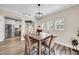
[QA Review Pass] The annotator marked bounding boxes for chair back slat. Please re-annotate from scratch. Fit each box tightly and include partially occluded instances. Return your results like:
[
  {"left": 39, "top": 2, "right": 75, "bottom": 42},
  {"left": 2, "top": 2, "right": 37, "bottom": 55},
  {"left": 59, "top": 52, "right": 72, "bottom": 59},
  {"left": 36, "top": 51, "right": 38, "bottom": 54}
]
[{"left": 49, "top": 35, "right": 57, "bottom": 48}]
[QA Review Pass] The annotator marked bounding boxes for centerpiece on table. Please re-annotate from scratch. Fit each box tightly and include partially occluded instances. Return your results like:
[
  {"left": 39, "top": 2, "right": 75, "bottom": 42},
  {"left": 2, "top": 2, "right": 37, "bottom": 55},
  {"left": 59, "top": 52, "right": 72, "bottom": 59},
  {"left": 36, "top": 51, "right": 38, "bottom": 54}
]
[{"left": 37, "top": 26, "right": 43, "bottom": 35}]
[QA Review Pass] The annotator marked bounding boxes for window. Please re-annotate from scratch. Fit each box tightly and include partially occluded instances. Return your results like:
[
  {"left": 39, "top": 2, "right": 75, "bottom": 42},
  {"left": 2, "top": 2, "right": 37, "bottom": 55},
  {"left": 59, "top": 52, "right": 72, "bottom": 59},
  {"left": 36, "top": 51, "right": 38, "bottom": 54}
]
[
  {"left": 41, "top": 21, "right": 54, "bottom": 30},
  {"left": 42, "top": 22, "right": 47, "bottom": 30},
  {"left": 49, "top": 21, "right": 54, "bottom": 30},
  {"left": 55, "top": 18, "right": 64, "bottom": 30}
]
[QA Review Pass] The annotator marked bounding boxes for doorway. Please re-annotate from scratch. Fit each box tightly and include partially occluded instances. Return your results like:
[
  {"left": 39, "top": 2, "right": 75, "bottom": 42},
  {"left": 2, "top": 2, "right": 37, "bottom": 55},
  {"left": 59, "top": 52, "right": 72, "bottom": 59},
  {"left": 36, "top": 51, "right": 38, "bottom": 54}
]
[{"left": 5, "top": 24, "right": 12, "bottom": 38}]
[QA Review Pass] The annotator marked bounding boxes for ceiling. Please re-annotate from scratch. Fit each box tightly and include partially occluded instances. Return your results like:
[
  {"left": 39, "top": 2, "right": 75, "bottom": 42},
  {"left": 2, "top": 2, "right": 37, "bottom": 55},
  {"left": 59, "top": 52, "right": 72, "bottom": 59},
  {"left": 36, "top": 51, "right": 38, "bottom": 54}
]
[{"left": 0, "top": 4, "right": 76, "bottom": 17}]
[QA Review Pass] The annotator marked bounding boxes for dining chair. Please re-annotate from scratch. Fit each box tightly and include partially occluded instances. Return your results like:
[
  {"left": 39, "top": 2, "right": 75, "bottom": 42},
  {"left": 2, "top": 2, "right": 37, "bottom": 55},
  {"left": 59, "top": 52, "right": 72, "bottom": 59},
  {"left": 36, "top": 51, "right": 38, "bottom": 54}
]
[
  {"left": 24, "top": 34, "right": 38, "bottom": 55},
  {"left": 42, "top": 35, "right": 57, "bottom": 55}
]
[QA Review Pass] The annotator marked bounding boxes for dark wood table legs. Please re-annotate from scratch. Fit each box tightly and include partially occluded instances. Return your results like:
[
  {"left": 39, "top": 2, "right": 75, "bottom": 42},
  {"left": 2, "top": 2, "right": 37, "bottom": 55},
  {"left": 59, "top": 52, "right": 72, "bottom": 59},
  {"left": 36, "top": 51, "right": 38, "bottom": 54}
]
[{"left": 37, "top": 41, "right": 42, "bottom": 55}]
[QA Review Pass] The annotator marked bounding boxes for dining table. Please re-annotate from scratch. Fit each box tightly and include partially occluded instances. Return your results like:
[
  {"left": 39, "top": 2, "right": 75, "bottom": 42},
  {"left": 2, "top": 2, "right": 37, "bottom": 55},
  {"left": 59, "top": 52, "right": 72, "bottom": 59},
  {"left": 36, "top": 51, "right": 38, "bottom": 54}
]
[{"left": 28, "top": 32, "right": 54, "bottom": 55}]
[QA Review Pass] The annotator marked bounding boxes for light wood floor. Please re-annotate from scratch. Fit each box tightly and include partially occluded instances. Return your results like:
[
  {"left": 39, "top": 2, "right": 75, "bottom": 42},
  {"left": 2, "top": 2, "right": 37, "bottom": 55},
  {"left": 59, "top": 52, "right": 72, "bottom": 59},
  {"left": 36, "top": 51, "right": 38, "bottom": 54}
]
[
  {"left": 0, "top": 37, "right": 77, "bottom": 55},
  {"left": 0, "top": 37, "right": 25, "bottom": 55}
]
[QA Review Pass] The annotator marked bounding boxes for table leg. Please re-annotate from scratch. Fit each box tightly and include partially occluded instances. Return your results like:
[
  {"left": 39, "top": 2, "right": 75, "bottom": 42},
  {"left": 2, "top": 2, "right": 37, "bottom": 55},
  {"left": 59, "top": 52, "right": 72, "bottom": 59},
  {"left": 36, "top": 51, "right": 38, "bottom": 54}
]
[{"left": 37, "top": 41, "right": 41, "bottom": 55}]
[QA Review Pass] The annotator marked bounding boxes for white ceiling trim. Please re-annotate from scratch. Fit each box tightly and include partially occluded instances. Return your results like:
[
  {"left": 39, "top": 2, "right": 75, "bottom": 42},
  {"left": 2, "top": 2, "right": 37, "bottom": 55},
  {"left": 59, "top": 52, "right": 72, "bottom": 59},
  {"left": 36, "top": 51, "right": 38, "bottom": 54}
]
[{"left": 0, "top": 7, "right": 34, "bottom": 17}]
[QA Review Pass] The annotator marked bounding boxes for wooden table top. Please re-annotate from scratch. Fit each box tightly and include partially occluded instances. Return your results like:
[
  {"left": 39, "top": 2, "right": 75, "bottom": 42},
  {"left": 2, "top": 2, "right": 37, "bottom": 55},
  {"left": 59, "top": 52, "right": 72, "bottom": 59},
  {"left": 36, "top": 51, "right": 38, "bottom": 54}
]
[{"left": 29, "top": 32, "right": 52, "bottom": 41}]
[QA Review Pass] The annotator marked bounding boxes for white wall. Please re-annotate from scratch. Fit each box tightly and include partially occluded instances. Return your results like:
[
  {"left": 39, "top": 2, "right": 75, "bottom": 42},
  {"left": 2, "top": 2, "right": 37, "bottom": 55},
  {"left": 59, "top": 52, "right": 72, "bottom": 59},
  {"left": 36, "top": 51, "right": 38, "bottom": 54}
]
[
  {"left": 0, "top": 16, "right": 5, "bottom": 42},
  {"left": 39, "top": 5, "right": 79, "bottom": 43},
  {"left": 15, "top": 21, "right": 21, "bottom": 28}
]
